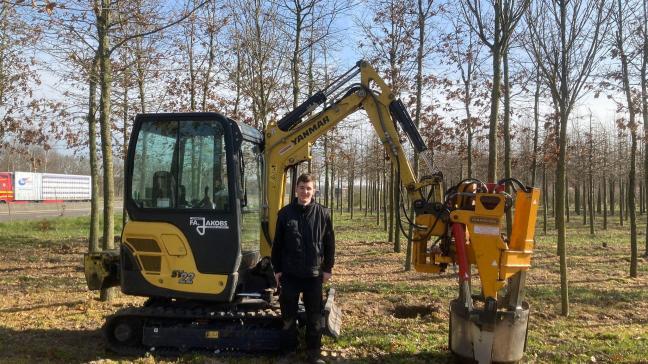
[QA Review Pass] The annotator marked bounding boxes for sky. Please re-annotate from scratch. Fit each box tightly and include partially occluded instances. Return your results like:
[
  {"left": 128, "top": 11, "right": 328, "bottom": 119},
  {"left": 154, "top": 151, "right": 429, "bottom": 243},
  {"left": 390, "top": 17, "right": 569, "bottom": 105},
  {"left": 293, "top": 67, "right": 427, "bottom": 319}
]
[{"left": 28, "top": 0, "right": 628, "bottom": 159}]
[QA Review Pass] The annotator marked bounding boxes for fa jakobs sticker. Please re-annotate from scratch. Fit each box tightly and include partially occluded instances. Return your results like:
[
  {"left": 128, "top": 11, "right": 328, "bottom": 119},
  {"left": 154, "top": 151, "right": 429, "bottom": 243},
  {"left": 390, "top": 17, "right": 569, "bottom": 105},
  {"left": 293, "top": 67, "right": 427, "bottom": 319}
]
[{"left": 190, "top": 217, "right": 229, "bottom": 235}]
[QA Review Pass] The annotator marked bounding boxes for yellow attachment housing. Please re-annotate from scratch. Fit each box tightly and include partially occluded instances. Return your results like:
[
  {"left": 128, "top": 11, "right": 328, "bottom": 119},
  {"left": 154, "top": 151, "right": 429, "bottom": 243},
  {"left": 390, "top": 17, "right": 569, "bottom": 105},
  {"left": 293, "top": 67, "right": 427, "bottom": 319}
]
[
  {"left": 499, "top": 188, "right": 541, "bottom": 280},
  {"left": 451, "top": 193, "right": 507, "bottom": 300},
  {"left": 412, "top": 213, "right": 452, "bottom": 273},
  {"left": 122, "top": 221, "right": 229, "bottom": 295}
]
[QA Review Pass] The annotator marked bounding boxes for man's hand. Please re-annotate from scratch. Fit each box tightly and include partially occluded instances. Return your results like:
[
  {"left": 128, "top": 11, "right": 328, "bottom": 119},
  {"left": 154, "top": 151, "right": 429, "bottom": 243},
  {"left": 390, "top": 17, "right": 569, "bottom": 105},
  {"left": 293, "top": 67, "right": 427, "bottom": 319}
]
[
  {"left": 274, "top": 272, "right": 282, "bottom": 287},
  {"left": 323, "top": 272, "right": 332, "bottom": 283}
]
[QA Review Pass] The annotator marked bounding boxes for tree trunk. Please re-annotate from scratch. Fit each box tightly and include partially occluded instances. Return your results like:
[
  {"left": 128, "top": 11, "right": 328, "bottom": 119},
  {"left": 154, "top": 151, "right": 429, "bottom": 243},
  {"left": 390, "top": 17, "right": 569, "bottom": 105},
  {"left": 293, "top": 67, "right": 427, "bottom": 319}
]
[
  {"left": 291, "top": 2, "right": 303, "bottom": 109},
  {"left": 487, "top": 7, "right": 502, "bottom": 183},
  {"left": 589, "top": 118, "right": 595, "bottom": 234},
  {"left": 565, "top": 180, "right": 570, "bottom": 223},
  {"left": 135, "top": 45, "right": 146, "bottom": 113},
  {"left": 340, "top": 173, "right": 344, "bottom": 214},
  {"left": 388, "top": 164, "right": 394, "bottom": 244},
  {"left": 359, "top": 157, "right": 363, "bottom": 214},
  {"left": 503, "top": 51, "right": 512, "bottom": 237},
  {"left": 610, "top": 178, "right": 615, "bottom": 215},
  {"left": 407, "top": 0, "right": 426, "bottom": 271},
  {"left": 122, "top": 67, "right": 129, "bottom": 228},
  {"left": 88, "top": 55, "right": 100, "bottom": 254},
  {"left": 395, "top": 167, "right": 401, "bottom": 251},
  {"left": 597, "top": 184, "right": 602, "bottom": 213},
  {"left": 552, "top": 182, "right": 556, "bottom": 219},
  {"left": 531, "top": 69, "right": 540, "bottom": 187},
  {"left": 329, "top": 164, "right": 335, "bottom": 213},
  {"left": 201, "top": 26, "right": 216, "bottom": 111},
  {"left": 640, "top": 181, "right": 644, "bottom": 214},
  {"left": 188, "top": 23, "right": 196, "bottom": 111},
  {"left": 324, "top": 137, "right": 329, "bottom": 206},
  {"left": 378, "top": 168, "right": 381, "bottom": 219},
  {"left": 543, "top": 161, "right": 547, "bottom": 235},
  {"left": 349, "top": 153, "right": 355, "bottom": 219},
  {"left": 603, "top": 178, "right": 608, "bottom": 230},
  {"left": 615, "top": 0, "right": 638, "bottom": 275},
  {"left": 589, "top": 179, "right": 594, "bottom": 235},
  {"left": 583, "top": 179, "right": 587, "bottom": 226},
  {"left": 620, "top": 182, "right": 625, "bottom": 226},
  {"left": 383, "top": 156, "right": 388, "bottom": 232},
  {"left": 233, "top": 48, "right": 241, "bottom": 117},
  {"left": 575, "top": 182, "right": 580, "bottom": 215},
  {"left": 643, "top": 0, "right": 648, "bottom": 256},
  {"left": 557, "top": 1, "right": 570, "bottom": 316},
  {"left": 96, "top": 0, "right": 116, "bottom": 302}
]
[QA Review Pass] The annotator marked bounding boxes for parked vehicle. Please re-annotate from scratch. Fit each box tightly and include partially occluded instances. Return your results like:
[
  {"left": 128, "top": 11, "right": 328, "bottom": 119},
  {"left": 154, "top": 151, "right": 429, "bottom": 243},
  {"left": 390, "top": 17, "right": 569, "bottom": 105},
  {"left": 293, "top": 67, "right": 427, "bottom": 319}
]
[{"left": 0, "top": 172, "right": 91, "bottom": 203}]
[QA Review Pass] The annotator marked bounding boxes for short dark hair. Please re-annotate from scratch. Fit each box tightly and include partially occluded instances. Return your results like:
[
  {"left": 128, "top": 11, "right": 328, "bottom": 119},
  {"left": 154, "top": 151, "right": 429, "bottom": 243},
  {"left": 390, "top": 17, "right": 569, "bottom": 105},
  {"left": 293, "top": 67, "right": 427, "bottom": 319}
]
[{"left": 297, "top": 173, "right": 316, "bottom": 185}]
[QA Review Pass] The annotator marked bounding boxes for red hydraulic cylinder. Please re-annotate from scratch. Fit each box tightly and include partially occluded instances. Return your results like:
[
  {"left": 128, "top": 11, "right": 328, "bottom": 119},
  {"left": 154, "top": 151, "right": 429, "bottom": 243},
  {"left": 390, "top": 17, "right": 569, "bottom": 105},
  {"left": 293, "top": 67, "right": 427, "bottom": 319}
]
[{"left": 452, "top": 222, "right": 470, "bottom": 283}]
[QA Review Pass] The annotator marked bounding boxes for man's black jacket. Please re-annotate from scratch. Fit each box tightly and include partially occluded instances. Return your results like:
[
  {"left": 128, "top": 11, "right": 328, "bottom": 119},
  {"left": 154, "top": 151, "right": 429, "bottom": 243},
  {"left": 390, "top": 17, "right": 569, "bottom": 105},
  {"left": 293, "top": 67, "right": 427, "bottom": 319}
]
[{"left": 271, "top": 198, "right": 335, "bottom": 278}]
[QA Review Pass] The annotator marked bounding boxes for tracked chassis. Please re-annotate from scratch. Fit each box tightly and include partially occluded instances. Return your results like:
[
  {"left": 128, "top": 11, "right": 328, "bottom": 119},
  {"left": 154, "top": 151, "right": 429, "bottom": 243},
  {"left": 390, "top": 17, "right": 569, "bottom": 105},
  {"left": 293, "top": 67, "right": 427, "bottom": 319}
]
[{"left": 104, "top": 289, "right": 341, "bottom": 355}]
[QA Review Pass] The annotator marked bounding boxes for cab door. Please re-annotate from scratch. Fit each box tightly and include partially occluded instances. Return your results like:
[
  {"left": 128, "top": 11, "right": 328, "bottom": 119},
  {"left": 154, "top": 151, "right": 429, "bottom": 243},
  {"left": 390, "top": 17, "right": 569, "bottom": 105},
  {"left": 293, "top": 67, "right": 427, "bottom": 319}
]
[{"left": 126, "top": 113, "right": 240, "bottom": 277}]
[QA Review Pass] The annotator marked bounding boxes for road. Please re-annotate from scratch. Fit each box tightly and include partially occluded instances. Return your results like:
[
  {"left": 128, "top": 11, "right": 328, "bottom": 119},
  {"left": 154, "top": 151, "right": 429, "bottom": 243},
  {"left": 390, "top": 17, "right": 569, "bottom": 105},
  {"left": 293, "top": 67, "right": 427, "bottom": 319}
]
[{"left": 0, "top": 200, "right": 123, "bottom": 222}]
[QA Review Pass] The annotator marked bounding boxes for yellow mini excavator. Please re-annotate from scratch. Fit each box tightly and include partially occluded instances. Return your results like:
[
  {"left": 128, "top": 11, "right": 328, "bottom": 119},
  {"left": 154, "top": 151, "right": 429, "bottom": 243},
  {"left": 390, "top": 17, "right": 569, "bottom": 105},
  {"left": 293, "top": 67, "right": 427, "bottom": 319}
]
[{"left": 84, "top": 61, "right": 540, "bottom": 363}]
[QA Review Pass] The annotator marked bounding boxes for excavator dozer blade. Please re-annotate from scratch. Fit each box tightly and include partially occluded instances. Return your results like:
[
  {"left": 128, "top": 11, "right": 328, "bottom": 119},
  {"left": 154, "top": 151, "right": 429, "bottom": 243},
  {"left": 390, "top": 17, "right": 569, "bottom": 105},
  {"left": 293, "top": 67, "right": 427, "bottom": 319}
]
[
  {"left": 323, "top": 288, "right": 342, "bottom": 338},
  {"left": 84, "top": 249, "right": 120, "bottom": 290}
]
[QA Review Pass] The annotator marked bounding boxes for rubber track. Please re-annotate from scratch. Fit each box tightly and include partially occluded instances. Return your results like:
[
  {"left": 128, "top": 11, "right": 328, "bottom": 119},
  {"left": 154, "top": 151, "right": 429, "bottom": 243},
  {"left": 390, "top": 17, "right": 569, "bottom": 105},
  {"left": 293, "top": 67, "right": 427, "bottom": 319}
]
[{"left": 104, "top": 304, "right": 283, "bottom": 356}]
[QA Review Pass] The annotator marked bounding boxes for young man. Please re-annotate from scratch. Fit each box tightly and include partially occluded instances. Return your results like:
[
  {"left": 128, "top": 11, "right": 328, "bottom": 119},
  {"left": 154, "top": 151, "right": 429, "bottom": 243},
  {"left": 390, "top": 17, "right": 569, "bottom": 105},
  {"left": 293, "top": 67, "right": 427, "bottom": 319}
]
[{"left": 271, "top": 173, "right": 335, "bottom": 364}]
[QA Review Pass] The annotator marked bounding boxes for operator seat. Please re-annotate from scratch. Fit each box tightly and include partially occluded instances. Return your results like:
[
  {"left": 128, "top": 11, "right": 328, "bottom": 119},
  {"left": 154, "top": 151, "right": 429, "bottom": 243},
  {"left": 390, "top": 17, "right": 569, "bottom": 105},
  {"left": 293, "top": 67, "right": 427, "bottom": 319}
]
[{"left": 152, "top": 171, "right": 175, "bottom": 208}]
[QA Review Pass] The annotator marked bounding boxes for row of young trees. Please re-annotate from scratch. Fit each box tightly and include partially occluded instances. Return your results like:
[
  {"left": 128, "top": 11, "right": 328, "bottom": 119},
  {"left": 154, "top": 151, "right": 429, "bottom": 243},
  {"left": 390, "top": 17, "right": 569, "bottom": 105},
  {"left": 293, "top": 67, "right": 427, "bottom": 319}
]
[{"left": 0, "top": 0, "right": 646, "bottom": 311}]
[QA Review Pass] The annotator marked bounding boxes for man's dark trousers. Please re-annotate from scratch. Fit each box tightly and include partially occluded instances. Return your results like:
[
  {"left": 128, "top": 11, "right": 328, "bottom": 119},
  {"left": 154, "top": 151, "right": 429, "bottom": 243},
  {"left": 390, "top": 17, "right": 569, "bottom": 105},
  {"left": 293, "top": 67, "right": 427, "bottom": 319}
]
[{"left": 279, "top": 273, "right": 323, "bottom": 356}]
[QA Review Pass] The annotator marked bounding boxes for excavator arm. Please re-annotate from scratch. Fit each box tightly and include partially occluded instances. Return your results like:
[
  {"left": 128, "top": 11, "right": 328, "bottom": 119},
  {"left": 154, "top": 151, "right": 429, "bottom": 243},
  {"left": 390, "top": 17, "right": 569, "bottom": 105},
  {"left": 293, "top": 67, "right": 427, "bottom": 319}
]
[
  {"left": 261, "top": 61, "right": 441, "bottom": 257},
  {"left": 262, "top": 60, "right": 541, "bottom": 364}
]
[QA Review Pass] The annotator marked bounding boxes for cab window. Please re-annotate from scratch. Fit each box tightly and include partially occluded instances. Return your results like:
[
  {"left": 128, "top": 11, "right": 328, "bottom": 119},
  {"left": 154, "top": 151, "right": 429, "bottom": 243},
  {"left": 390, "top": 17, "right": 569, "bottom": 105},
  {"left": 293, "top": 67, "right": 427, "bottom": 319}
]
[
  {"left": 130, "top": 119, "right": 228, "bottom": 210},
  {"left": 240, "top": 140, "right": 262, "bottom": 253}
]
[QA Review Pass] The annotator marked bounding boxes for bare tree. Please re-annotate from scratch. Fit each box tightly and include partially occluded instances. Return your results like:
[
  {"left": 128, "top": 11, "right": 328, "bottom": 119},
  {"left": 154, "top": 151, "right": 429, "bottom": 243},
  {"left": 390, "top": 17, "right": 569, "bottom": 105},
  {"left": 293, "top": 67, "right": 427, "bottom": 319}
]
[
  {"left": 612, "top": 0, "right": 639, "bottom": 276},
  {"left": 229, "top": 0, "right": 290, "bottom": 128},
  {"left": 358, "top": 0, "right": 418, "bottom": 252},
  {"left": 440, "top": 7, "right": 486, "bottom": 178},
  {"left": 276, "top": 0, "right": 352, "bottom": 109},
  {"left": 405, "top": 0, "right": 440, "bottom": 270},
  {"left": 641, "top": 0, "right": 648, "bottom": 257},
  {"left": 461, "top": 0, "right": 530, "bottom": 182},
  {"left": 0, "top": 4, "right": 54, "bottom": 151},
  {"left": 526, "top": 0, "right": 609, "bottom": 315}
]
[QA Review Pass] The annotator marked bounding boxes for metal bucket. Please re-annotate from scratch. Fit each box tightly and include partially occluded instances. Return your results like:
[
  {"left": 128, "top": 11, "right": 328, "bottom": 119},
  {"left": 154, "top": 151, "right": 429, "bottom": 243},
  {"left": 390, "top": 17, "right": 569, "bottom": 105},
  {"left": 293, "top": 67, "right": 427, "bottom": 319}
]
[{"left": 449, "top": 299, "right": 530, "bottom": 364}]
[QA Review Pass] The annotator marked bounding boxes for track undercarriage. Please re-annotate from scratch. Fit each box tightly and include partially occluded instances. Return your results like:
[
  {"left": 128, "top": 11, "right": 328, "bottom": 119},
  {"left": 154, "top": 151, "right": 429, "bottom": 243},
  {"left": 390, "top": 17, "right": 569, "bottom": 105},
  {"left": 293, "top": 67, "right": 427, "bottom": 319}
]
[{"left": 104, "top": 289, "right": 341, "bottom": 355}]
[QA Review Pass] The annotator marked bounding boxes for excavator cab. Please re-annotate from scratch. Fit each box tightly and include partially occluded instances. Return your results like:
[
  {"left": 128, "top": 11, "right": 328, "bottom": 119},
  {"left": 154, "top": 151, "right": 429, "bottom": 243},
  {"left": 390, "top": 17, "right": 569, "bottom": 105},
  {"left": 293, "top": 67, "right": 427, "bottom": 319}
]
[
  {"left": 86, "top": 112, "right": 269, "bottom": 303},
  {"left": 122, "top": 112, "right": 266, "bottom": 302}
]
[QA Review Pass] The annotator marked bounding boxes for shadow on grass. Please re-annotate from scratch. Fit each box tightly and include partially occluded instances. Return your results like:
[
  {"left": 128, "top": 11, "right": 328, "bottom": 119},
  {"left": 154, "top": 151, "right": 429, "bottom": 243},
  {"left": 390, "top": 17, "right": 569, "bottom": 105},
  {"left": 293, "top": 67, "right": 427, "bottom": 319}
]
[
  {"left": 0, "top": 326, "right": 106, "bottom": 364},
  {"left": 0, "top": 264, "right": 81, "bottom": 273},
  {"left": 272, "top": 350, "right": 454, "bottom": 364},
  {"left": 527, "top": 285, "right": 648, "bottom": 305},
  {"left": 0, "top": 300, "right": 86, "bottom": 313},
  {"left": 0, "top": 326, "right": 456, "bottom": 364},
  {"left": 325, "top": 351, "right": 453, "bottom": 363}
]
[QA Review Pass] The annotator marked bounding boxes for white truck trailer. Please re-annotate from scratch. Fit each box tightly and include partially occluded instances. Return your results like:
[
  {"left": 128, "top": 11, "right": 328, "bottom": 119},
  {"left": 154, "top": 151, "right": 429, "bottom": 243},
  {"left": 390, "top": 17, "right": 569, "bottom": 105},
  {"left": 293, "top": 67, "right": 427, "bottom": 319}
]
[{"left": 1, "top": 172, "right": 91, "bottom": 202}]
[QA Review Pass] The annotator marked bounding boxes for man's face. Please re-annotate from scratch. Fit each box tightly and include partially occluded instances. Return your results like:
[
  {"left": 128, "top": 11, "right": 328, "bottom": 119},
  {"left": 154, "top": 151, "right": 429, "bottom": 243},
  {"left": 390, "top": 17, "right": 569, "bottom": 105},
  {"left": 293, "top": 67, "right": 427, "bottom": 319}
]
[{"left": 296, "top": 181, "right": 315, "bottom": 205}]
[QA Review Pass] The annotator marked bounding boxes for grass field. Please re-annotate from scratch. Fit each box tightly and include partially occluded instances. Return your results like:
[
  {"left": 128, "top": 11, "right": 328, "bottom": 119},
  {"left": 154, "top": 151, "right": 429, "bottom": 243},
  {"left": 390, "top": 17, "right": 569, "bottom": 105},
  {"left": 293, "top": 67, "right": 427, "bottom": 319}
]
[{"left": 0, "top": 211, "right": 646, "bottom": 363}]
